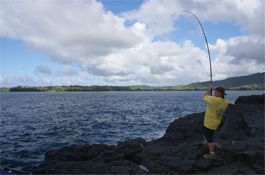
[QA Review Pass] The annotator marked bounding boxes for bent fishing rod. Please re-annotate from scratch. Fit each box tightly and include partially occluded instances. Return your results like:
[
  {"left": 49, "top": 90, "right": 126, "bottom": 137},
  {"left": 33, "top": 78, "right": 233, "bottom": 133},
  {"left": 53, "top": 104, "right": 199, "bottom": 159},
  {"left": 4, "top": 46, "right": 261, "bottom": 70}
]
[{"left": 171, "top": 10, "right": 213, "bottom": 94}]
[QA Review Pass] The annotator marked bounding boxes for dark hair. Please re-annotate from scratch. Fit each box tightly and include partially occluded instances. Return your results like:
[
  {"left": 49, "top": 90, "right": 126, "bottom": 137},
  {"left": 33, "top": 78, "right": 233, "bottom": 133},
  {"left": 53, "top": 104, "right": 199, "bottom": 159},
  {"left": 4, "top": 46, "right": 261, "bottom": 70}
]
[{"left": 215, "top": 86, "right": 226, "bottom": 98}]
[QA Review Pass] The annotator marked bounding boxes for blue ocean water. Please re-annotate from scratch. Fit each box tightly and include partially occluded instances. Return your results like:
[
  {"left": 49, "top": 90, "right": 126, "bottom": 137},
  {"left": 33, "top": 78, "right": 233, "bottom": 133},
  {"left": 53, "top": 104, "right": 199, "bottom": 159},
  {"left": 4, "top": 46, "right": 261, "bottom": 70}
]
[{"left": 0, "top": 91, "right": 263, "bottom": 169}]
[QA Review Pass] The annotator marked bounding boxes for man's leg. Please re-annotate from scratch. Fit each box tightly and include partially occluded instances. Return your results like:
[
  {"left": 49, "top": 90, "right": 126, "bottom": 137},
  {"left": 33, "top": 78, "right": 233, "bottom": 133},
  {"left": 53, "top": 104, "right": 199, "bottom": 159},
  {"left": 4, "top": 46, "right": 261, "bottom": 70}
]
[
  {"left": 202, "top": 135, "right": 208, "bottom": 146},
  {"left": 203, "top": 142, "right": 216, "bottom": 159},
  {"left": 208, "top": 142, "right": 214, "bottom": 153},
  {"left": 203, "top": 127, "right": 216, "bottom": 159}
]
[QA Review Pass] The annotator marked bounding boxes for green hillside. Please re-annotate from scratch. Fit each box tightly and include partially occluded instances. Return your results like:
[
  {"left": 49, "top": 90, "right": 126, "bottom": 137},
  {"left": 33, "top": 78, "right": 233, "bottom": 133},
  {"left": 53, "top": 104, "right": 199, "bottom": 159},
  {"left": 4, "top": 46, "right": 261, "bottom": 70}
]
[
  {"left": 174, "top": 72, "right": 264, "bottom": 90},
  {"left": 1, "top": 72, "right": 264, "bottom": 92}
]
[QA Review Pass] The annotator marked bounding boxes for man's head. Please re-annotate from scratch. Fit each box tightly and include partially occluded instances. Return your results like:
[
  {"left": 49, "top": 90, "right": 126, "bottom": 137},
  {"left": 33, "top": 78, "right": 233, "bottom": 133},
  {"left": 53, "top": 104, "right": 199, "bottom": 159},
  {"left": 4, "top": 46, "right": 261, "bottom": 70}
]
[{"left": 214, "top": 86, "right": 226, "bottom": 98}]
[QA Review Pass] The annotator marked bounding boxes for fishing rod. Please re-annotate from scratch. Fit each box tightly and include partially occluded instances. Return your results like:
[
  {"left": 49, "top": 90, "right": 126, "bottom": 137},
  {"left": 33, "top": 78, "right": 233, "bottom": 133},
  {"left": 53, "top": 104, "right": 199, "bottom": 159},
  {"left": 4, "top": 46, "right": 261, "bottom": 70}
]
[{"left": 171, "top": 10, "right": 213, "bottom": 94}]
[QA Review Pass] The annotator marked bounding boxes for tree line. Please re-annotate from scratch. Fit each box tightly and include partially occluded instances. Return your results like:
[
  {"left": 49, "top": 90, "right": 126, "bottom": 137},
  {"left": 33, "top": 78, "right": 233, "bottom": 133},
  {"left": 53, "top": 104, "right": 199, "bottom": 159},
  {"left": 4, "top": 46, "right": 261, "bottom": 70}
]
[
  {"left": 0, "top": 84, "right": 263, "bottom": 92},
  {"left": 1, "top": 72, "right": 264, "bottom": 92}
]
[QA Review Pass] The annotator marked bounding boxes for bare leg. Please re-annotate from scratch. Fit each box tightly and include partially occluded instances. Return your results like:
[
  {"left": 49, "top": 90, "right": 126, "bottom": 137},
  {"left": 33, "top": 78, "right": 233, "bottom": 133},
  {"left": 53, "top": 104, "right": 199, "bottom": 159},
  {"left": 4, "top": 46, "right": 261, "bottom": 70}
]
[
  {"left": 208, "top": 142, "right": 214, "bottom": 153},
  {"left": 203, "top": 142, "right": 216, "bottom": 159}
]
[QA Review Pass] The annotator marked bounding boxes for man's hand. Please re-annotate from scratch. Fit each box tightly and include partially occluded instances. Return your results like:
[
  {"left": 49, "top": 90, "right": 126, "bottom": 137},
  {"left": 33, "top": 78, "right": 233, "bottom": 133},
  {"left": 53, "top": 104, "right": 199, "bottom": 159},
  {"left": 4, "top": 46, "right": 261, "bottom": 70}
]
[{"left": 205, "top": 85, "right": 213, "bottom": 96}]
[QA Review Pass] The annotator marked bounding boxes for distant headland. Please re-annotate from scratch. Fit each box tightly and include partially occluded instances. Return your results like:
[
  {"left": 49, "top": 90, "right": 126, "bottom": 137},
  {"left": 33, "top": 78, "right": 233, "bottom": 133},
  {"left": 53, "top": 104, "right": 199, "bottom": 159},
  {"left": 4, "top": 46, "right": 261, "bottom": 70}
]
[{"left": 1, "top": 72, "right": 264, "bottom": 92}]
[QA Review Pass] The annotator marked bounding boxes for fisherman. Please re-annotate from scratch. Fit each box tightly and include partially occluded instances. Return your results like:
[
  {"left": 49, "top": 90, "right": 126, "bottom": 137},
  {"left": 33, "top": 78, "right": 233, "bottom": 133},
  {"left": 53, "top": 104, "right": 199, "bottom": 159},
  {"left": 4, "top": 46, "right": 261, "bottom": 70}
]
[{"left": 201, "top": 85, "right": 228, "bottom": 159}]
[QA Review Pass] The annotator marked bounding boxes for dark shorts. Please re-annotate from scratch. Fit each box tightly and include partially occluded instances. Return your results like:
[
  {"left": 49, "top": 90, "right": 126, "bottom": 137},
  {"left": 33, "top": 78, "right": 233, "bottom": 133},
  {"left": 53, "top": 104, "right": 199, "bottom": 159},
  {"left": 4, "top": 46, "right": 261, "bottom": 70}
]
[{"left": 200, "top": 125, "right": 214, "bottom": 143}]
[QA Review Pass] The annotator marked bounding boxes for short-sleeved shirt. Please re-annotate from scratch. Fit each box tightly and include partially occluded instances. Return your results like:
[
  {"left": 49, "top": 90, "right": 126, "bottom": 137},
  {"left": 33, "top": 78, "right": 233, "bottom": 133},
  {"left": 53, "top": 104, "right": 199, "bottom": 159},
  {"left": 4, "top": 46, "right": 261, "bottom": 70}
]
[{"left": 203, "top": 95, "right": 228, "bottom": 130}]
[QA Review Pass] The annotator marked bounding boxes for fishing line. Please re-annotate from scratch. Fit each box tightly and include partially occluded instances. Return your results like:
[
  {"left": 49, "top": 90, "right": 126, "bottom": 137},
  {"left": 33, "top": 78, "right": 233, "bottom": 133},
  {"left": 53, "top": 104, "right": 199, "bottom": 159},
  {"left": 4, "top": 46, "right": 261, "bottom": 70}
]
[{"left": 171, "top": 10, "right": 213, "bottom": 94}]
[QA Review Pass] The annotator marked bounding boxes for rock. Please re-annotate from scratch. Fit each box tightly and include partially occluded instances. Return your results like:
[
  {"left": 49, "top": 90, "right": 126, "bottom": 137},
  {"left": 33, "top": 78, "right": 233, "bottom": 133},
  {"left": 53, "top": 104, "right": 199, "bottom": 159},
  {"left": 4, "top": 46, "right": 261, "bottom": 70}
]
[
  {"left": 21, "top": 94, "right": 265, "bottom": 174},
  {"left": 179, "top": 159, "right": 195, "bottom": 174},
  {"left": 217, "top": 113, "right": 250, "bottom": 140},
  {"left": 252, "top": 164, "right": 265, "bottom": 174},
  {"left": 234, "top": 162, "right": 252, "bottom": 173},
  {"left": 195, "top": 157, "right": 212, "bottom": 171},
  {"left": 0, "top": 167, "right": 30, "bottom": 175},
  {"left": 159, "top": 155, "right": 181, "bottom": 170},
  {"left": 245, "top": 137, "right": 263, "bottom": 149},
  {"left": 242, "top": 149, "right": 257, "bottom": 165},
  {"left": 234, "top": 94, "right": 265, "bottom": 105},
  {"left": 255, "top": 126, "right": 264, "bottom": 137},
  {"left": 158, "top": 112, "right": 205, "bottom": 146}
]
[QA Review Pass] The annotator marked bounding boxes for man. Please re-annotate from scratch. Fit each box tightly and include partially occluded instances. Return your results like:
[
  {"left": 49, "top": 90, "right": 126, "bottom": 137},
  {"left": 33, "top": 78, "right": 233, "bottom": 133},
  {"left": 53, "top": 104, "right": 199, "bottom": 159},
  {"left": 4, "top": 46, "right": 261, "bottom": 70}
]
[{"left": 201, "top": 85, "right": 228, "bottom": 159}]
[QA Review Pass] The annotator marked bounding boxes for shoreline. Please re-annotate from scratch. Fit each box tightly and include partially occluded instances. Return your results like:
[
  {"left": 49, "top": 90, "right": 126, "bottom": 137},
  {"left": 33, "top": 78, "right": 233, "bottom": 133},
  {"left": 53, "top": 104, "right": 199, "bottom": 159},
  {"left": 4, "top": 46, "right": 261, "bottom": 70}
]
[
  {"left": 1, "top": 89, "right": 265, "bottom": 92},
  {"left": 20, "top": 94, "right": 264, "bottom": 174}
]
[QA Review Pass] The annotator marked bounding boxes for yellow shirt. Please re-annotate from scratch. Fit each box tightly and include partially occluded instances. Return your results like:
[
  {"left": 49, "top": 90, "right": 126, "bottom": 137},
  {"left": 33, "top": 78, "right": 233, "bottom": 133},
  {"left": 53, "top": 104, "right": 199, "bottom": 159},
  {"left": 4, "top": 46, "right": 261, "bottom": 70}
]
[{"left": 203, "top": 95, "right": 228, "bottom": 130}]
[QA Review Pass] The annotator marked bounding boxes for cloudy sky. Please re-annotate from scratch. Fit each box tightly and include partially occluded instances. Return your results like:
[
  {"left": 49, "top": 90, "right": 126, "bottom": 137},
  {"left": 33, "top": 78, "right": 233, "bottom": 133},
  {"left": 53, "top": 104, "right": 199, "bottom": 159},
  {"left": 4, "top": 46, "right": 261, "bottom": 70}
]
[{"left": 0, "top": 0, "right": 264, "bottom": 87}]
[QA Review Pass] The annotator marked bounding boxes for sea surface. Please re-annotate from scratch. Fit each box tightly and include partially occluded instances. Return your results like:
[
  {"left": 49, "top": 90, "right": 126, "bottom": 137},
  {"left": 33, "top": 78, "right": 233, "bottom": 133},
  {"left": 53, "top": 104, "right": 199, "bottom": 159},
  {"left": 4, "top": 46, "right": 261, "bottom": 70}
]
[{"left": 0, "top": 91, "right": 263, "bottom": 170}]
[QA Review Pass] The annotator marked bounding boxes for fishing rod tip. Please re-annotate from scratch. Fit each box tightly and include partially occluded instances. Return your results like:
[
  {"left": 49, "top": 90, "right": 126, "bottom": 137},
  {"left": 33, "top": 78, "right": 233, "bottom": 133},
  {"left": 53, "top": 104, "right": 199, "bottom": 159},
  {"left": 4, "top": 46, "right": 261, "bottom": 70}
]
[{"left": 170, "top": 10, "right": 190, "bottom": 17}]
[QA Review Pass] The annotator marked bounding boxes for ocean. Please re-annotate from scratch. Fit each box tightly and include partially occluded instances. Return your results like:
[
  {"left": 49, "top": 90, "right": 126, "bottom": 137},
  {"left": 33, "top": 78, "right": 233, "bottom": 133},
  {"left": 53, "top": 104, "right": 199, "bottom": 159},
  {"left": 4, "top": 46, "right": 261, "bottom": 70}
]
[{"left": 0, "top": 91, "right": 263, "bottom": 170}]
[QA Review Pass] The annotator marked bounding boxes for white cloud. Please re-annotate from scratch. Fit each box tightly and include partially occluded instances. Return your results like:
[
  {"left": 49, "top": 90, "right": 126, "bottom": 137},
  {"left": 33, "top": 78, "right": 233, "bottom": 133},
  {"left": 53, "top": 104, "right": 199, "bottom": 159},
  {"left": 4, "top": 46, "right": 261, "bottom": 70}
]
[
  {"left": 0, "top": 0, "right": 142, "bottom": 63},
  {"left": 0, "top": 75, "right": 37, "bottom": 87},
  {"left": 225, "top": 39, "right": 264, "bottom": 64},
  {"left": 59, "top": 76, "right": 86, "bottom": 86},
  {"left": 0, "top": 74, "right": 88, "bottom": 87},
  {"left": 210, "top": 35, "right": 265, "bottom": 80},
  {"left": 54, "top": 65, "right": 78, "bottom": 76},
  {"left": 80, "top": 72, "right": 90, "bottom": 80},
  {"left": 35, "top": 65, "right": 52, "bottom": 75},
  {"left": 0, "top": 0, "right": 264, "bottom": 86},
  {"left": 122, "top": 0, "right": 264, "bottom": 36},
  {"left": 38, "top": 78, "right": 53, "bottom": 85}
]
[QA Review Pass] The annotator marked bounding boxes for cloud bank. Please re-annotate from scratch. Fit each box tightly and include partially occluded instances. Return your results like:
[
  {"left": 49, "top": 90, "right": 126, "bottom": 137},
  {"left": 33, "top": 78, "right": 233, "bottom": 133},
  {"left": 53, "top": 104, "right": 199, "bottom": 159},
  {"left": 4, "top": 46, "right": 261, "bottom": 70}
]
[{"left": 0, "top": 0, "right": 264, "bottom": 87}]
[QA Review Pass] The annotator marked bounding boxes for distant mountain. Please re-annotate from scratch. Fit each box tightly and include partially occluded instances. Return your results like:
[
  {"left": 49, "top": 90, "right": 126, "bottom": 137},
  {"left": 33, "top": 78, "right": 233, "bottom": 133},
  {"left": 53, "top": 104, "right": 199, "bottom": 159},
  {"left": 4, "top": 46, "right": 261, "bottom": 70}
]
[
  {"left": 2, "top": 72, "right": 264, "bottom": 92},
  {"left": 175, "top": 72, "right": 264, "bottom": 90}
]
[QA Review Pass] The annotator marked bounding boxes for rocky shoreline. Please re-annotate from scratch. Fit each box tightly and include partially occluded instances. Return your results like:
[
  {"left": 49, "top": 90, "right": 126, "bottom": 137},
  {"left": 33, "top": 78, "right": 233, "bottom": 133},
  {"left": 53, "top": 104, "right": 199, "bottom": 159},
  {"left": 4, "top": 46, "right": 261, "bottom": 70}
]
[{"left": 22, "top": 94, "right": 264, "bottom": 174}]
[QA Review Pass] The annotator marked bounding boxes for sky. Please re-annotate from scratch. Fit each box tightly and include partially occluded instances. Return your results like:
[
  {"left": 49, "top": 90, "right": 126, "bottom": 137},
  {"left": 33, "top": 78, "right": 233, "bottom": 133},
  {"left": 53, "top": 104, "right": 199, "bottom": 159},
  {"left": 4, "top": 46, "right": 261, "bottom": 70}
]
[{"left": 0, "top": 0, "right": 264, "bottom": 87}]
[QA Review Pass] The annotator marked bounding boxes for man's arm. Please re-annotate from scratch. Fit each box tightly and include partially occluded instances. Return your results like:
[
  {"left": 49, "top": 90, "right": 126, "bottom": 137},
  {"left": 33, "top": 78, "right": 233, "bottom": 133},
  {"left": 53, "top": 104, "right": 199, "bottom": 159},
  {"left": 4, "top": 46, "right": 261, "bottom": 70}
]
[{"left": 205, "top": 85, "right": 213, "bottom": 96}]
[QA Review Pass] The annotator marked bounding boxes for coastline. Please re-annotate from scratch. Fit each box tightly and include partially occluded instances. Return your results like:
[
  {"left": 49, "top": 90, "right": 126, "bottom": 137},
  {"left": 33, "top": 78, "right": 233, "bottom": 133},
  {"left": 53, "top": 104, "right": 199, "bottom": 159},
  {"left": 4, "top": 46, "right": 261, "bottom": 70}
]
[
  {"left": 1, "top": 89, "right": 265, "bottom": 92},
  {"left": 20, "top": 94, "right": 264, "bottom": 174}
]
